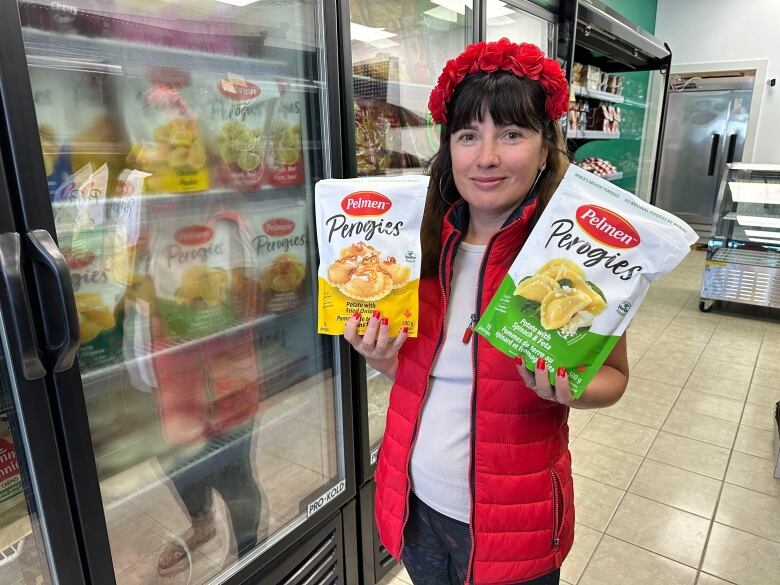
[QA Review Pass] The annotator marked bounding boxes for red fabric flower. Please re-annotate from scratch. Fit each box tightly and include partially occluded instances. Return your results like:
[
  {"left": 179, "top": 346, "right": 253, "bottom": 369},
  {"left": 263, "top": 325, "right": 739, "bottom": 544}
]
[{"left": 428, "top": 38, "right": 569, "bottom": 124}]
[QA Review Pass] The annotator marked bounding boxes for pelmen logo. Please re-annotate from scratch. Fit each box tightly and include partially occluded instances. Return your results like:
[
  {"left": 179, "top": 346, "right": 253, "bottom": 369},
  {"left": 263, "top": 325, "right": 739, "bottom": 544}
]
[
  {"left": 576, "top": 205, "right": 640, "bottom": 249},
  {"left": 341, "top": 191, "right": 392, "bottom": 216},
  {"left": 65, "top": 250, "right": 94, "bottom": 270},
  {"left": 263, "top": 218, "right": 295, "bottom": 237},
  {"left": 175, "top": 225, "right": 214, "bottom": 246},
  {"left": 219, "top": 77, "right": 261, "bottom": 101}
]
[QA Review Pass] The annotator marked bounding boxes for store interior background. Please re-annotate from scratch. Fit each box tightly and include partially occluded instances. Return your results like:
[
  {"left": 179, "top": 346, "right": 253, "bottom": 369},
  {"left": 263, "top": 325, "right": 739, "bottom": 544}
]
[
  {"left": 0, "top": 1, "right": 778, "bottom": 585},
  {"left": 366, "top": 1, "right": 780, "bottom": 584}
]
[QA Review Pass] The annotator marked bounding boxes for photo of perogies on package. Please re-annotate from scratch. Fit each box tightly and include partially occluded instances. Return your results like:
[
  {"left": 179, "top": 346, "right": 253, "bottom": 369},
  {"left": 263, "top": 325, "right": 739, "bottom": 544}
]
[
  {"left": 475, "top": 165, "right": 698, "bottom": 398},
  {"left": 315, "top": 175, "right": 427, "bottom": 337}
]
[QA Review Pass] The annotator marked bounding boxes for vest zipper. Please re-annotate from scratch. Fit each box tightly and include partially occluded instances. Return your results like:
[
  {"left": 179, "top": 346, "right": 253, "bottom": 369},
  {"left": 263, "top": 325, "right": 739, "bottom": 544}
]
[
  {"left": 462, "top": 313, "right": 477, "bottom": 344},
  {"left": 465, "top": 209, "right": 537, "bottom": 585},
  {"left": 398, "top": 231, "right": 459, "bottom": 558},
  {"left": 550, "top": 469, "right": 564, "bottom": 551}
]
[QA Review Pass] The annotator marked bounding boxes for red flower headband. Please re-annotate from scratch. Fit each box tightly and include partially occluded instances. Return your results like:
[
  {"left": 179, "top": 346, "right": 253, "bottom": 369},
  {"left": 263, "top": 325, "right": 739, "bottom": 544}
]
[{"left": 428, "top": 38, "right": 569, "bottom": 124}]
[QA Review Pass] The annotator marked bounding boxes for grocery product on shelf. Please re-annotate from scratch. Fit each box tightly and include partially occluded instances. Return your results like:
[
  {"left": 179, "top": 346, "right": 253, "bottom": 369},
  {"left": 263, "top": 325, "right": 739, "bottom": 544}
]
[
  {"left": 149, "top": 210, "right": 257, "bottom": 343},
  {"left": 30, "top": 67, "right": 126, "bottom": 198},
  {"left": 192, "top": 72, "right": 281, "bottom": 192},
  {"left": 249, "top": 202, "right": 308, "bottom": 314},
  {"left": 577, "top": 157, "right": 619, "bottom": 178},
  {"left": 354, "top": 100, "right": 393, "bottom": 175},
  {"left": 265, "top": 84, "right": 304, "bottom": 187},
  {"left": 121, "top": 68, "right": 210, "bottom": 194},
  {"left": 60, "top": 164, "right": 127, "bottom": 370}
]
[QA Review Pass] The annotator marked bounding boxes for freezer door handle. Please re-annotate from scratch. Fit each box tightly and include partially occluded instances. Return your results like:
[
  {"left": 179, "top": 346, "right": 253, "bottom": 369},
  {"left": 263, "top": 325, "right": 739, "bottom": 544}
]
[
  {"left": 0, "top": 232, "right": 46, "bottom": 380},
  {"left": 27, "top": 229, "right": 79, "bottom": 373},
  {"left": 726, "top": 133, "right": 738, "bottom": 164},
  {"left": 707, "top": 133, "right": 721, "bottom": 176}
]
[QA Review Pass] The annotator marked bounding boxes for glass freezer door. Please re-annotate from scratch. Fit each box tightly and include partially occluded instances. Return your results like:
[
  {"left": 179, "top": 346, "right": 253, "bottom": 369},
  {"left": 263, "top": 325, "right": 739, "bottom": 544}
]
[
  {"left": 349, "top": 0, "right": 473, "bottom": 177},
  {"left": 12, "top": 1, "right": 348, "bottom": 583},
  {"left": 348, "top": 0, "right": 472, "bottom": 473},
  {"left": 0, "top": 342, "right": 53, "bottom": 585}
]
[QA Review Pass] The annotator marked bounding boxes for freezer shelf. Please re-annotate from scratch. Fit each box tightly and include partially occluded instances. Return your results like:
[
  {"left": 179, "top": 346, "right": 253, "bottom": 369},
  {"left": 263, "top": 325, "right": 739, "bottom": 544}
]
[
  {"left": 572, "top": 84, "right": 624, "bottom": 104},
  {"left": 23, "top": 28, "right": 288, "bottom": 79},
  {"left": 570, "top": 130, "right": 621, "bottom": 140},
  {"left": 51, "top": 184, "right": 305, "bottom": 212}
]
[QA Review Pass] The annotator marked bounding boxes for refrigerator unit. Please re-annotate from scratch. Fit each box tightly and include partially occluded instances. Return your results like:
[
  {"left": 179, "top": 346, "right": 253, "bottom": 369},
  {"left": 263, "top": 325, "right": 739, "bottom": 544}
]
[
  {"left": 655, "top": 76, "right": 753, "bottom": 239},
  {"left": 560, "top": 0, "right": 672, "bottom": 203},
  {"left": 0, "top": 1, "right": 360, "bottom": 584}
]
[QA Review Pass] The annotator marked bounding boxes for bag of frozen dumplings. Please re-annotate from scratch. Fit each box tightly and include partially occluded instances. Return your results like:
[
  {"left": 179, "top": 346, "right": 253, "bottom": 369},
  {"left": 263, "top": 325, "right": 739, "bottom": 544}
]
[
  {"left": 315, "top": 175, "right": 427, "bottom": 337},
  {"left": 475, "top": 165, "right": 698, "bottom": 398}
]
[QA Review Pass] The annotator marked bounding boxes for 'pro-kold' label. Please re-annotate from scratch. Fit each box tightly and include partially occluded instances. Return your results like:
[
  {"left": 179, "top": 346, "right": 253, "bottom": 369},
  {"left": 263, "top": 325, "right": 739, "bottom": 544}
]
[
  {"left": 315, "top": 175, "right": 427, "bottom": 337},
  {"left": 476, "top": 165, "right": 697, "bottom": 398}
]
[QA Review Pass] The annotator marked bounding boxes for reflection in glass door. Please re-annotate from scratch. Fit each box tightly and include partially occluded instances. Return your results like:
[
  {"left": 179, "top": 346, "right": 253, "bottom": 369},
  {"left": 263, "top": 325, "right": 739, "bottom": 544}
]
[
  {"left": 17, "top": 1, "right": 344, "bottom": 583},
  {"left": 0, "top": 349, "right": 51, "bottom": 585},
  {"left": 349, "top": 0, "right": 472, "bottom": 463},
  {"left": 349, "top": 0, "right": 473, "bottom": 177},
  {"left": 486, "top": 1, "right": 554, "bottom": 54}
]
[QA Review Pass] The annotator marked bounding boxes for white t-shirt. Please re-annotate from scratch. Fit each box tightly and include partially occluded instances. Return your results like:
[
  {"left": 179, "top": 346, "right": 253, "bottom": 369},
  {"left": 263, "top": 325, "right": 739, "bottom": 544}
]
[{"left": 409, "top": 241, "right": 485, "bottom": 522}]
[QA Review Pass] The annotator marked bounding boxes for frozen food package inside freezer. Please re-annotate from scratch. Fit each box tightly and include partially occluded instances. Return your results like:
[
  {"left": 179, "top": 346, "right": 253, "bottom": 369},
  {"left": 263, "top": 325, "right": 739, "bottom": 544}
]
[
  {"left": 30, "top": 67, "right": 125, "bottom": 199},
  {"left": 475, "top": 165, "right": 699, "bottom": 398},
  {"left": 120, "top": 67, "right": 210, "bottom": 194},
  {"left": 149, "top": 208, "right": 258, "bottom": 343},
  {"left": 62, "top": 164, "right": 128, "bottom": 370},
  {"left": 315, "top": 175, "right": 427, "bottom": 337},
  {"left": 247, "top": 201, "right": 308, "bottom": 315},
  {"left": 264, "top": 83, "right": 304, "bottom": 187},
  {"left": 190, "top": 71, "right": 281, "bottom": 191}
]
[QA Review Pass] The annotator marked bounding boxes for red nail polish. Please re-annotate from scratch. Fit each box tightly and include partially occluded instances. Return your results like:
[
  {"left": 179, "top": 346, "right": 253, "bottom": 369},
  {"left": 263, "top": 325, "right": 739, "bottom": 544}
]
[
  {"left": 557, "top": 366, "right": 566, "bottom": 378},
  {"left": 381, "top": 317, "right": 389, "bottom": 326},
  {"left": 353, "top": 311, "right": 361, "bottom": 320},
  {"left": 536, "top": 358, "right": 546, "bottom": 370},
  {"left": 515, "top": 356, "right": 523, "bottom": 366},
  {"left": 402, "top": 326, "right": 409, "bottom": 334},
  {"left": 372, "top": 310, "right": 381, "bottom": 319}
]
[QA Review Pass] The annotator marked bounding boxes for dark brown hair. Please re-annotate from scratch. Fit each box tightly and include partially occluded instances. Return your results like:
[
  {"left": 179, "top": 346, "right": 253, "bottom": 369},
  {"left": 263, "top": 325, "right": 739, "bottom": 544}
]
[{"left": 421, "top": 70, "right": 570, "bottom": 278}]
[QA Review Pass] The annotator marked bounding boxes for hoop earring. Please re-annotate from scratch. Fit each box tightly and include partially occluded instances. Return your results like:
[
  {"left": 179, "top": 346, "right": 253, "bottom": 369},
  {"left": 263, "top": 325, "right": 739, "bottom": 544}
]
[
  {"left": 438, "top": 169, "right": 454, "bottom": 205},
  {"left": 529, "top": 168, "right": 544, "bottom": 196}
]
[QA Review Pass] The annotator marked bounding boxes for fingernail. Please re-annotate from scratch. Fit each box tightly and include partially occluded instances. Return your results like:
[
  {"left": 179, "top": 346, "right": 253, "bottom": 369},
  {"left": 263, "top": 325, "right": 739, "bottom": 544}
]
[
  {"left": 372, "top": 310, "right": 381, "bottom": 319},
  {"left": 402, "top": 326, "right": 409, "bottom": 333},
  {"left": 536, "top": 357, "right": 546, "bottom": 370},
  {"left": 353, "top": 311, "right": 361, "bottom": 320},
  {"left": 557, "top": 366, "right": 566, "bottom": 378},
  {"left": 381, "top": 317, "right": 389, "bottom": 326},
  {"left": 515, "top": 356, "right": 523, "bottom": 366}
]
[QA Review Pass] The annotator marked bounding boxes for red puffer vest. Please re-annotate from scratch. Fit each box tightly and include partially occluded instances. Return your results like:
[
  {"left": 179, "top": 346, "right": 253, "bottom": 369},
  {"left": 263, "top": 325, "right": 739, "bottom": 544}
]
[{"left": 374, "top": 195, "right": 574, "bottom": 584}]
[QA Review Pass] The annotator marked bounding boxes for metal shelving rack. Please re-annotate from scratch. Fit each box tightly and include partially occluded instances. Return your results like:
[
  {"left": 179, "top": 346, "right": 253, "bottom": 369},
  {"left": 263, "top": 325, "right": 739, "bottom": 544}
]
[{"left": 700, "top": 163, "right": 780, "bottom": 311}]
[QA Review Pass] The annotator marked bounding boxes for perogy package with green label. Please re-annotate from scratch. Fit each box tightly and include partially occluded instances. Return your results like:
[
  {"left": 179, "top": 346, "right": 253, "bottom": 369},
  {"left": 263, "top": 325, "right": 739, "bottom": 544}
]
[{"left": 475, "top": 165, "right": 698, "bottom": 398}]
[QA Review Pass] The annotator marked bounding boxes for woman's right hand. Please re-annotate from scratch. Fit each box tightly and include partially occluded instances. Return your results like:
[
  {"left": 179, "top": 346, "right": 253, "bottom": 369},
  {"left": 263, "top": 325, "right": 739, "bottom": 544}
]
[{"left": 343, "top": 311, "right": 408, "bottom": 377}]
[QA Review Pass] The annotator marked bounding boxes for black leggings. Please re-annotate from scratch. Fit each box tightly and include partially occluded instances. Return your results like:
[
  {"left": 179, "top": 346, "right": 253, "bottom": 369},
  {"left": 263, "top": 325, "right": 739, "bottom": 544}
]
[
  {"left": 402, "top": 492, "right": 560, "bottom": 585},
  {"left": 168, "top": 429, "right": 262, "bottom": 556}
]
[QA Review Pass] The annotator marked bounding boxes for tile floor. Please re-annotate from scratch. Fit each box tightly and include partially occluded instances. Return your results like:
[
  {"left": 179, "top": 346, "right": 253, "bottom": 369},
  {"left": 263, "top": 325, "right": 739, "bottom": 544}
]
[{"left": 379, "top": 250, "right": 780, "bottom": 585}]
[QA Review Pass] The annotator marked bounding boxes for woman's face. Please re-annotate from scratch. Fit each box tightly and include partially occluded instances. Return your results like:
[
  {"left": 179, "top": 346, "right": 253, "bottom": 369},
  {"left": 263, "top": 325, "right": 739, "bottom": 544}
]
[{"left": 450, "top": 112, "right": 547, "bottom": 217}]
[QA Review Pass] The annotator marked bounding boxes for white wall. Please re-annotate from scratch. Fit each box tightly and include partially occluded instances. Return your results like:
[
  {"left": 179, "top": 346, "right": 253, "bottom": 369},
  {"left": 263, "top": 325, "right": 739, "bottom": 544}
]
[{"left": 655, "top": 0, "right": 779, "bottom": 163}]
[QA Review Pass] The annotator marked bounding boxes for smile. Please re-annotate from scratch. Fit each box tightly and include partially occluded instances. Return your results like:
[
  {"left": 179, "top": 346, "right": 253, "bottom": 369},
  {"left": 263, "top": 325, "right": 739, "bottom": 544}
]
[{"left": 471, "top": 177, "right": 505, "bottom": 188}]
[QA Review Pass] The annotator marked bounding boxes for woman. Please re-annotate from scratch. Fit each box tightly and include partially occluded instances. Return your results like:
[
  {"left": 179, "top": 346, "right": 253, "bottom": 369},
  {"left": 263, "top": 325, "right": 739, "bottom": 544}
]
[{"left": 345, "top": 39, "right": 629, "bottom": 585}]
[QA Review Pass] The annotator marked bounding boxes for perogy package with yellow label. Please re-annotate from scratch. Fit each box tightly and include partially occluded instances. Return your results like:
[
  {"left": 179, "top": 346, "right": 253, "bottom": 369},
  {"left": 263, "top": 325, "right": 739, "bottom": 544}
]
[
  {"left": 315, "top": 175, "right": 427, "bottom": 337},
  {"left": 476, "top": 165, "right": 698, "bottom": 398}
]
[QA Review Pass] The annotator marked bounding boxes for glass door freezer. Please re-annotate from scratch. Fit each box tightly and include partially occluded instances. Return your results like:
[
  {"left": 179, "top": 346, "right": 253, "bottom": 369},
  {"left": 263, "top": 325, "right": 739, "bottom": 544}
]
[{"left": 0, "top": 1, "right": 357, "bottom": 583}]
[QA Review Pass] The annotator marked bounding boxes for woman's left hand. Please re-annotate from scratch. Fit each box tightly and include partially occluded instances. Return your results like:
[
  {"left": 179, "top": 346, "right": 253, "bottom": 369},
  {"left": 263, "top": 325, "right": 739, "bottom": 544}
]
[{"left": 515, "top": 357, "right": 575, "bottom": 406}]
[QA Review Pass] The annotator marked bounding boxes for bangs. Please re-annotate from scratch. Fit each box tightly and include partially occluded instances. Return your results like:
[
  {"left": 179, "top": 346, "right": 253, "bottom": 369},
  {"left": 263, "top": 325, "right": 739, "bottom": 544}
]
[{"left": 447, "top": 71, "right": 547, "bottom": 133}]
